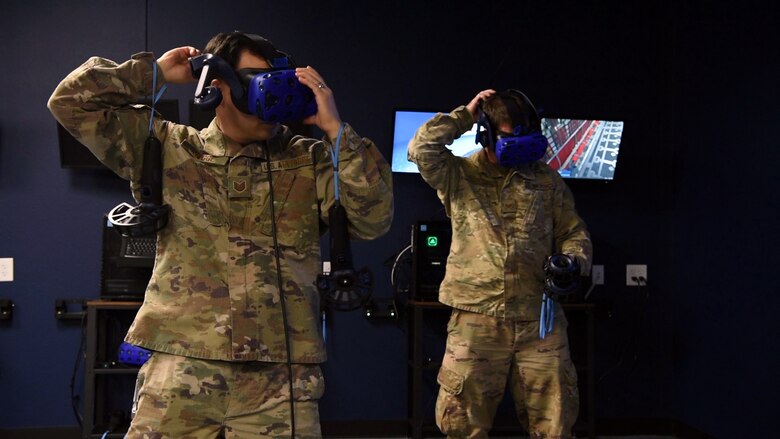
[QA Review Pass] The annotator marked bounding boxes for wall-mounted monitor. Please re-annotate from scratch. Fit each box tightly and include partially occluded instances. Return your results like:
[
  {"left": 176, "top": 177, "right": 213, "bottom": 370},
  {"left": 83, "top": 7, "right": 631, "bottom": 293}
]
[
  {"left": 391, "top": 109, "right": 625, "bottom": 181},
  {"left": 58, "top": 99, "right": 180, "bottom": 169},
  {"left": 543, "top": 117, "right": 624, "bottom": 180}
]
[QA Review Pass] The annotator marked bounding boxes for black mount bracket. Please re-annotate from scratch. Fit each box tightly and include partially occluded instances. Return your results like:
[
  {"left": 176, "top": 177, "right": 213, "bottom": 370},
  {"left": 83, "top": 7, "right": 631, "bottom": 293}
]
[
  {"left": 364, "top": 298, "right": 398, "bottom": 320},
  {"left": 55, "top": 298, "right": 88, "bottom": 320},
  {"left": 0, "top": 299, "right": 13, "bottom": 321}
]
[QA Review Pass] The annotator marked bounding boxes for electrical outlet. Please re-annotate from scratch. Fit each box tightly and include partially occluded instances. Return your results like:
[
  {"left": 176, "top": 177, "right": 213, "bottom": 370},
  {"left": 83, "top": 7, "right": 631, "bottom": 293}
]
[
  {"left": 626, "top": 264, "right": 647, "bottom": 286},
  {"left": 0, "top": 258, "right": 13, "bottom": 282},
  {"left": 591, "top": 265, "right": 604, "bottom": 285}
]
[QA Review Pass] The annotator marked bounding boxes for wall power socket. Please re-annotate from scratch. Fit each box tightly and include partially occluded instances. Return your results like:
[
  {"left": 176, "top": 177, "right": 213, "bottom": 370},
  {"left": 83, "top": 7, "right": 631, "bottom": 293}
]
[{"left": 626, "top": 264, "right": 647, "bottom": 286}]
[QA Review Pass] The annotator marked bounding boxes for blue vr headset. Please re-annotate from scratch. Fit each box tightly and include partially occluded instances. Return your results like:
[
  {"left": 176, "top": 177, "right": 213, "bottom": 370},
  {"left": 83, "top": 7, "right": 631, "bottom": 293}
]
[
  {"left": 189, "top": 33, "right": 317, "bottom": 123},
  {"left": 475, "top": 89, "right": 548, "bottom": 167}
]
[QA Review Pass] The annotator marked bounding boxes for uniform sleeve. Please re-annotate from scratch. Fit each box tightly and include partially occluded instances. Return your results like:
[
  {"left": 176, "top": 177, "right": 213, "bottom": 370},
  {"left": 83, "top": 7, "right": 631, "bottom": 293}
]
[
  {"left": 47, "top": 52, "right": 166, "bottom": 185},
  {"left": 406, "top": 105, "right": 475, "bottom": 214},
  {"left": 552, "top": 175, "right": 593, "bottom": 275},
  {"left": 314, "top": 124, "right": 394, "bottom": 240}
]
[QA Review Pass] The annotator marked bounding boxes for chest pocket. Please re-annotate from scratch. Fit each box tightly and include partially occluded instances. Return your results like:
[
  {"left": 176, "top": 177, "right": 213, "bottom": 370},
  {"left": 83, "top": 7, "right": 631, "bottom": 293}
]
[
  {"left": 502, "top": 180, "right": 554, "bottom": 238},
  {"left": 255, "top": 170, "right": 296, "bottom": 236},
  {"left": 166, "top": 150, "right": 227, "bottom": 230},
  {"left": 450, "top": 171, "right": 503, "bottom": 231},
  {"left": 253, "top": 163, "right": 319, "bottom": 254}
]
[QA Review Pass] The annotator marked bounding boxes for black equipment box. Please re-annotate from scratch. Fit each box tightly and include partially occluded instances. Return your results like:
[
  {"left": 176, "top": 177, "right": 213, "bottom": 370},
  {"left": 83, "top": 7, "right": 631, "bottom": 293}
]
[
  {"left": 100, "top": 215, "right": 155, "bottom": 300},
  {"left": 411, "top": 220, "right": 452, "bottom": 300}
]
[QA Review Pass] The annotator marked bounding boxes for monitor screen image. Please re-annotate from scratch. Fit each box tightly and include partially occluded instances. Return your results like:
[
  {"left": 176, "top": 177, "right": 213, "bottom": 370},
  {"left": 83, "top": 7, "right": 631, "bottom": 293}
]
[
  {"left": 391, "top": 110, "right": 482, "bottom": 174},
  {"left": 542, "top": 118, "right": 624, "bottom": 180},
  {"left": 391, "top": 109, "right": 624, "bottom": 181}
]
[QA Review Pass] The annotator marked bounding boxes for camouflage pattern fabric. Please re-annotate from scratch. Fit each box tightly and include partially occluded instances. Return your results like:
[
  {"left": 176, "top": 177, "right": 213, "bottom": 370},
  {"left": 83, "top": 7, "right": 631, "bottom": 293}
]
[
  {"left": 127, "top": 352, "right": 325, "bottom": 438},
  {"left": 435, "top": 309, "right": 579, "bottom": 439},
  {"left": 47, "top": 52, "right": 394, "bottom": 363},
  {"left": 408, "top": 106, "right": 591, "bottom": 438},
  {"left": 407, "top": 105, "right": 592, "bottom": 319}
]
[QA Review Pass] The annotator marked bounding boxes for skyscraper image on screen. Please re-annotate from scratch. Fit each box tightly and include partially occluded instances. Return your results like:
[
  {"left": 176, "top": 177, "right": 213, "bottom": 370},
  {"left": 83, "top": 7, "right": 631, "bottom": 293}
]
[{"left": 542, "top": 118, "right": 624, "bottom": 180}]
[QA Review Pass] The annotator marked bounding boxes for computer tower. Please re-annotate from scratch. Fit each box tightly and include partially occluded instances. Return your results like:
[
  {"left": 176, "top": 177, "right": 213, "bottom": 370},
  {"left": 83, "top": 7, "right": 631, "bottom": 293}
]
[
  {"left": 411, "top": 220, "right": 452, "bottom": 301},
  {"left": 100, "top": 216, "right": 155, "bottom": 300}
]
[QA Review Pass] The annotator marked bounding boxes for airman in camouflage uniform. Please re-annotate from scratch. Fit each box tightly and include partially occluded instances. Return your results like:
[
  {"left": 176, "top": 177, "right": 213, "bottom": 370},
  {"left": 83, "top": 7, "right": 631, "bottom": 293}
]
[
  {"left": 48, "top": 32, "right": 393, "bottom": 438},
  {"left": 408, "top": 89, "right": 591, "bottom": 439}
]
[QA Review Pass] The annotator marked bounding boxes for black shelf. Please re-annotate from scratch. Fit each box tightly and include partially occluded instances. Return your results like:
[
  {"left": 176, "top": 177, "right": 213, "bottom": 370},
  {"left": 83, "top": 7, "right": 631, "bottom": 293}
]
[{"left": 83, "top": 300, "right": 142, "bottom": 439}]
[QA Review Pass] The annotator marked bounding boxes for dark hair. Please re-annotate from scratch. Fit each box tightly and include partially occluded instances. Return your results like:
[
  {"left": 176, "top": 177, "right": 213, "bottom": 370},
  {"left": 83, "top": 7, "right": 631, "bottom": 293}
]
[
  {"left": 204, "top": 32, "right": 269, "bottom": 69},
  {"left": 482, "top": 90, "right": 541, "bottom": 134}
]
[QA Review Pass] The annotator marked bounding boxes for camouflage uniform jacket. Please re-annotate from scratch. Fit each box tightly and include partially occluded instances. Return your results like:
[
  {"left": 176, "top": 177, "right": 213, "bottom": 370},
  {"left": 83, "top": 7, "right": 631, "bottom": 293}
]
[
  {"left": 408, "top": 106, "right": 591, "bottom": 319},
  {"left": 48, "top": 53, "right": 393, "bottom": 363}
]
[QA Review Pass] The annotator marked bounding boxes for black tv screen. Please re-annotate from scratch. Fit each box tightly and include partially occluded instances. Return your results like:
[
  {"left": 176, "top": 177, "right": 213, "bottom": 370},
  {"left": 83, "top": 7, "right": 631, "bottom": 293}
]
[
  {"left": 391, "top": 109, "right": 625, "bottom": 181},
  {"left": 58, "top": 99, "right": 180, "bottom": 169}
]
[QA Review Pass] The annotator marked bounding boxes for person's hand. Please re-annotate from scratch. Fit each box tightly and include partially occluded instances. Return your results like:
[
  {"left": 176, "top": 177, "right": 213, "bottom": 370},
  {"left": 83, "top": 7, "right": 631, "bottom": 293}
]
[
  {"left": 295, "top": 66, "right": 343, "bottom": 140},
  {"left": 157, "top": 46, "right": 201, "bottom": 84},
  {"left": 466, "top": 89, "right": 496, "bottom": 120}
]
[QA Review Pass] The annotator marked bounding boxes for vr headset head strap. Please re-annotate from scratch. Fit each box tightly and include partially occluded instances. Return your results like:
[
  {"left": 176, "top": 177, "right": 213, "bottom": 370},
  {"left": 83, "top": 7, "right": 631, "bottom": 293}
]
[
  {"left": 506, "top": 89, "right": 542, "bottom": 132},
  {"left": 190, "top": 53, "right": 249, "bottom": 112},
  {"left": 476, "top": 105, "right": 495, "bottom": 149},
  {"left": 497, "top": 97, "right": 526, "bottom": 136},
  {"left": 238, "top": 32, "right": 293, "bottom": 69}
]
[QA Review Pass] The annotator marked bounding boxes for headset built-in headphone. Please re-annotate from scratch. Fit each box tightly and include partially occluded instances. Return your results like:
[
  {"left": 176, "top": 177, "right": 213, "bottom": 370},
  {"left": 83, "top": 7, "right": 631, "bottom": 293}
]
[{"left": 475, "top": 89, "right": 549, "bottom": 167}]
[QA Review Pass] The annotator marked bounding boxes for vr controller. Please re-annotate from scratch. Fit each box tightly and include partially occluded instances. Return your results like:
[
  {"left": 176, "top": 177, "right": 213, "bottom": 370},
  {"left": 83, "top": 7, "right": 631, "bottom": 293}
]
[
  {"left": 108, "top": 135, "right": 170, "bottom": 237},
  {"left": 316, "top": 204, "right": 373, "bottom": 311},
  {"left": 539, "top": 253, "right": 580, "bottom": 339},
  {"left": 190, "top": 53, "right": 317, "bottom": 123},
  {"left": 543, "top": 253, "right": 581, "bottom": 299},
  {"left": 118, "top": 341, "right": 152, "bottom": 366}
]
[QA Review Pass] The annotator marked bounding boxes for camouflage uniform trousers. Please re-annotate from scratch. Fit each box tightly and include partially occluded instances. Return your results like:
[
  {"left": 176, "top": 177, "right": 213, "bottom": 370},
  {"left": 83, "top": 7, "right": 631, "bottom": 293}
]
[
  {"left": 126, "top": 352, "right": 324, "bottom": 439},
  {"left": 435, "top": 308, "right": 579, "bottom": 439}
]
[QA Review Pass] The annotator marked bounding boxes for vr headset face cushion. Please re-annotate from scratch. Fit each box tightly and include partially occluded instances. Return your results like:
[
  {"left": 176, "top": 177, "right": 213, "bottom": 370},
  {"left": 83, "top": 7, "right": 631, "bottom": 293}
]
[{"left": 495, "top": 132, "right": 548, "bottom": 166}]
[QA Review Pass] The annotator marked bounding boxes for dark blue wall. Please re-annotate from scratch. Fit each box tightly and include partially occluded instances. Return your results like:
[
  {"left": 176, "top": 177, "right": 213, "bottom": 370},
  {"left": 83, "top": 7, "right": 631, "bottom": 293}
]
[
  {"left": 668, "top": 3, "right": 778, "bottom": 438},
  {"left": 0, "top": 1, "right": 775, "bottom": 437}
]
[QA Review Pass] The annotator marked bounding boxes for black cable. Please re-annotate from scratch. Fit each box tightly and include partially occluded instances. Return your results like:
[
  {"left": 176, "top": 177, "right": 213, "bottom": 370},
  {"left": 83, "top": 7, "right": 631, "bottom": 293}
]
[
  {"left": 144, "top": 0, "right": 149, "bottom": 53},
  {"left": 386, "top": 244, "right": 412, "bottom": 290},
  {"left": 378, "top": 240, "right": 413, "bottom": 332},
  {"left": 264, "top": 144, "right": 296, "bottom": 439}
]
